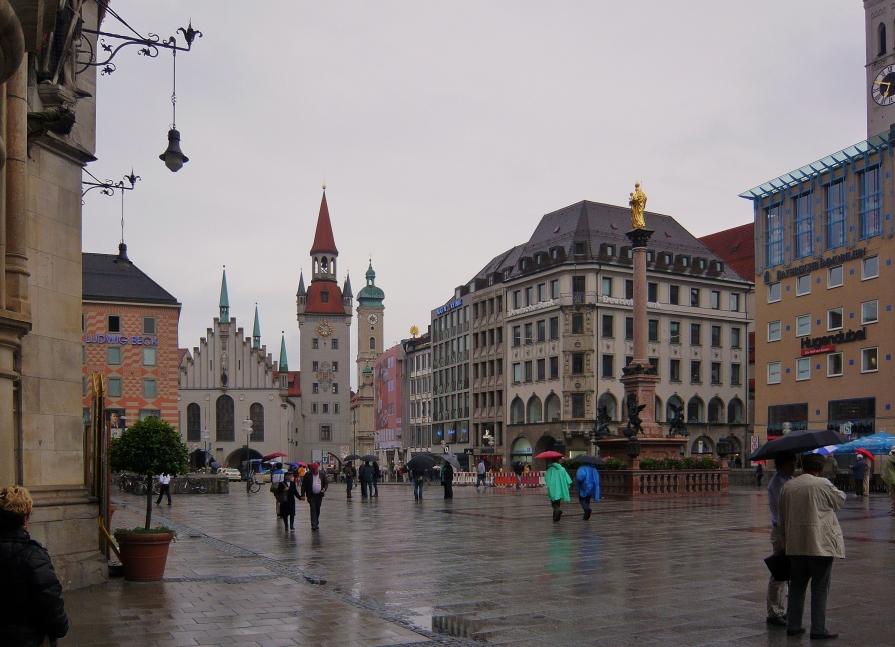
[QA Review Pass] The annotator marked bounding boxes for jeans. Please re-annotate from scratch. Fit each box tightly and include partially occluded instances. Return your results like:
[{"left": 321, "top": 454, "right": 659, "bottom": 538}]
[
  {"left": 307, "top": 494, "right": 323, "bottom": 529},
  {"left": 156, "top": 484, "right": 171, "bottom": 505},
  {"left": 578, "top": 495, "right": 592, "bottom": 515},
  {"left": 516, "top": 474, "right": 522, "bottom": 489},
  {"left": 476, "top": 474, "right": 487, "bottom": 487},
  {"left": 372, "top": 478, "right": 379, "bottom": 496},
  {"left": 787, "top": 556, "right": 834, "bottom": 633},
  {"left": 414, "top": 480, "right": 424, "bottom": 499},
  {"left": 766, "top": 526, "right": 788, "bottom": 618}
]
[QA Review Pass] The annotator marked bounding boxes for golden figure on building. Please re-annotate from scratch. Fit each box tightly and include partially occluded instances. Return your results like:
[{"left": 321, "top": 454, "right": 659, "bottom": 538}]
[{"left": 629, "top": 182, "right": 647, "bottom": 229}]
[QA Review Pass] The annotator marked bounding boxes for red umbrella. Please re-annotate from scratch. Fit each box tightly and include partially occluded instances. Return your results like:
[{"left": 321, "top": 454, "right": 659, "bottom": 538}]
[
  {"left": 263, "top": 452, "right": 288, "bottom": 461},
  {"left": 856, "top": 448, "right": 875, "bottom": 462},
  {"left": 535, "top": 451, "right": 564, "bottom": 460}
]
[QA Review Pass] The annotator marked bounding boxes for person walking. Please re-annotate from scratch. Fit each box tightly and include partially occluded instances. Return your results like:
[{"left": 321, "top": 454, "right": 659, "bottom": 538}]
[
  {"left": 863, "top": 455, "right": 872, "bottom": 497},
  {"left": 155, "top": 473, "right": 172, "bottom": 506},
  {"left": 755, "top": 462, "right": 764, "bottom": 487},
  {"left": 276, "top": 472, "right": 302, "bottom": 531},
  {"left": 882, "top": 447, "right": 895, "bottom": 515},
  {"left": 300, "top": 463, "right": 327, "bottom": 531},
  {"left": 475, "top": 459, "right": 488, "bottom": 489},
  {"left": 358, "top": 461, "right": 374, "bottom": 498},
  {"left": 270, "top": 463, "right": 286, "bottom": 517},
  {"left": 411, "top": 467, "right": 426, "bottom": 500},
  {"left": 0, "top": 486, "right": 70, "bottom": 647},
  {"left": 851, "top": 455, "right": 867, "bottom": 497},
  {"left": 513, "top": 461, "right": 524, "bottom": 490},
  {"left": 343, "top": 461, "right": 357, "bottom": 499},
  {"left": 575, "top": 463, "right": 600, "bottom": 520},
  {"left": 545, "top": 458, "right": 572, "bottom": 522},
  {"left": 778, "top": 453, "right": 845, "bottom": 640},
  {"left": 441, "top": 462, "right": 454, "bottom": 499},
  {"left": 371, "top": 462, "right": 381, "bottom": 497},
  {"left": 765, "top": 452, "right": 797, "bottom": 628}
]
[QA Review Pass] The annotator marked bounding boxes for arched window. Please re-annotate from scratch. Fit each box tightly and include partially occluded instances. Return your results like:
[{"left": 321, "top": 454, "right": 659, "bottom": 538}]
[
  {"left": 321, "top": 257, "right": 328, "bottom": 272},
  {"left": 511, "top": 436, "right": 533, "bottom": 464},
  {"left": 654, "top": 395, "right": 663, "bottom": 423},
  {"left": 186, "top": 403, "right": 201, "bottom": 441},
  {"left": 727, "top": 398, "right": 744, "bottom": 424},
  {"left": 687, "top": 396, "right": 704, "bottom": 423},
  {"left": 880, "top": 22, "right": 887, "bottom": 56},
  {"left": 510, "top": 397, "right": 525, "bottom": 424},
  {"left": 598, "top": 392, "right": 618, "bottom": 421},
  {"left": 249, "top": 403, "right": 264, "bottom": 442},
  {"left": 216, "top": 395, "right": 234, "bottom": 441},
  {"left": 370, "top": 337, "right": 376, "bottom": 350},
  {"left": 545, "top": 393, "right": 561, "bottom": 422},
  {"left": 691, "top": 435, "right": 713, "bottom": 455},
  {"left": 527, "top": 396, "right": 543, "bottom": 424},
  {"left": 666, "top": 395, "right": 684, "bottom": 423},
  {"left": 707, "top": 397, "right": 725, "bottom": 423}
]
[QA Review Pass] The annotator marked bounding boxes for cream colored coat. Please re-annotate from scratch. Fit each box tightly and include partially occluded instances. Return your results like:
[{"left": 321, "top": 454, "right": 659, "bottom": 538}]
[{"left": 778, "top": 473, "right": 846, "bottom": 559}]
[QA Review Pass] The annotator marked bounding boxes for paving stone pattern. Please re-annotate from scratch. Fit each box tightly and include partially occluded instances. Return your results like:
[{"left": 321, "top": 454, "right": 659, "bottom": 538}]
[{"left": 61, "top": 482, "right": 895, "bottom": 646}]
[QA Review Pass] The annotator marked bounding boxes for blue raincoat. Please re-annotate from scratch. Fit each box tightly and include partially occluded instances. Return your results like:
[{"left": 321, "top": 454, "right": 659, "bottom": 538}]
[{"left": 576, "top": 465, "right": 600, "bottom": 501}]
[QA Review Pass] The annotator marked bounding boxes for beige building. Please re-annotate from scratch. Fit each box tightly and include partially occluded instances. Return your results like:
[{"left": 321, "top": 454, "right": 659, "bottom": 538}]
[
  {"left": 402, "top": 329, "right": 432, "bottom": 461},
  {"left": 350, "top": 261, "right": 385, "bottom": 457}
]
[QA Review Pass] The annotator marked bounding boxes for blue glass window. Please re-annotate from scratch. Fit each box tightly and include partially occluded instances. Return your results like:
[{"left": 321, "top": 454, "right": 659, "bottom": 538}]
[
  {"left": 766, "top": 204, "right": 783, "bottom": 267},
  {"left": 859, "top": 166, "right": 881, "bottom": 239},
  {"left": 793, "top": 193, "right": 813, "bottom": 258},
  {"left": 825, "top": 180, "right": 846, "bottom": 250}
]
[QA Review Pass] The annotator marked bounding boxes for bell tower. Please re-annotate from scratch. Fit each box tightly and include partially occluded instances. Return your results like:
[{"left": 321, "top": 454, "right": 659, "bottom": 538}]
[
  {"left": 356, "top": 260, "right": 385, "bottom": 386},
  {"left": 865, "top": 1, "right": 895, "bottom": 137}
]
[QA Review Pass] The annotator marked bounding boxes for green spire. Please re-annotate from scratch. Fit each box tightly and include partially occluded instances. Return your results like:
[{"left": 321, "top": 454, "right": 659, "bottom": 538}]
[
  {"left": 296, "top": 271, "right": 306, "bottom": 297},
  {"left": 343, "top": 272, "right": 353, "bottom": 298},
  {"left": 279, "top": 333, "right": 288, "bottom": 372},
  {"left": 252, "top": 304, "right": 261, "bottom": 349},
  {"left": 219, "top": 268, "right": 230, "bottom": 323}
]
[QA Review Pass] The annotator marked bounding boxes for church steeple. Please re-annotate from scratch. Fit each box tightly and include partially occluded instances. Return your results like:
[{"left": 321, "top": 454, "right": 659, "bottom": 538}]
[
  {"left": 343, "top": 273, "right": 353, "bottom": 298},
  {"left": 252, "top": 304, "right": 261, "bottom": 349},
  {"left": 296, "top": 271, "right": 306, "bottom": 297},
  {"left": 219, "top": 268, "right": 230, "bottom": 323},
  {"left": 279, "top": 333, "right": 288, "bottom": 372},
  {"left": 310, "top": 189, "right": 338, "bottom": 283},
  {"left": 357, "top": 260, "right": 385, "bottom": 308}
]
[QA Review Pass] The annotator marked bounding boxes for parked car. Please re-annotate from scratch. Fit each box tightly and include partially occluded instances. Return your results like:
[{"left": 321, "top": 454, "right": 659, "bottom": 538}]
[{"left": 221, "top": 468, "right": 242, "bottom": 481}]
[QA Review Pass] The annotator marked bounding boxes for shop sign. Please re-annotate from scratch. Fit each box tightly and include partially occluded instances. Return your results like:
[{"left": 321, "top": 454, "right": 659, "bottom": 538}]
[
  {"left": 508, "top": 299, "right": 557, "bottom": 318},
  {"left": 84, "top": 334, "right": 158, "bottom": 346},
  {"left": 800, "top": 328, "right": 866, "bottom": 354},
  {"left": 600, "top": 295, "right": 661, "bottom": 309},
  {"left": 765, "top": 247, "right": 866, "bottom": 283},
  {"left": 435, "top": 299, "right": 463, "bottom": 316},
  {"left": 800, "top": 344, "right": 835, "bottom": 357}
]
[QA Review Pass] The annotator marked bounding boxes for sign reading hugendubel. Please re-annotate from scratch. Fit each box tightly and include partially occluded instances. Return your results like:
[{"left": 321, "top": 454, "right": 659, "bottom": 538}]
[{"left": 799, "top": 327, "right": 867, "bottom": 356}]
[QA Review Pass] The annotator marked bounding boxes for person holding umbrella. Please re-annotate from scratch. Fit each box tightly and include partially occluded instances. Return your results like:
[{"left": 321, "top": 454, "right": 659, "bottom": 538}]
[
  {"left": 541, "top": 453, "right": 571, "bottom": 522},
  {"left": 358, "top": 461, "right": 374, "bottom": 498},
  {"left": 857, "top": 450, "right": 874, "bottom": 497},
  {"left": 575, "top": 457, "right": 601, "bottom": 520},
  {"left": 851, "top": 455, "right": 867, "bottom": 497},
  {"left": 441, "top": 460, "right": 454, "bottom": 499},
  {"left": 276, "top": 472, "right": 302, "bottom": 531},
  {"left": 343, "top": 461, "right": 357, "bottom": 499},
  {"left": 882, "top": 447, "right": 895, "bottom": 515},
  {"left": 765, "top": 451, "right": 797, "bottom": 628}
]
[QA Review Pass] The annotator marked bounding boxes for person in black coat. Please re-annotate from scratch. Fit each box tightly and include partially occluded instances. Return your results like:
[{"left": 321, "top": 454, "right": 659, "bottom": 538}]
[
  {"left": 358, "top": 461, "right": 374, "bottom": 498},
  {"left": 276, "top": 473, "right": 302, "bottom": 531},
  {"left": 441, "top": 463, "right": 454, "bottom": 499},
  {"left": 300, "top": 463, "right": 328, "bottom": 531},
  {"left": 0, "top": 486, "right": 69, "bottom": 647}
]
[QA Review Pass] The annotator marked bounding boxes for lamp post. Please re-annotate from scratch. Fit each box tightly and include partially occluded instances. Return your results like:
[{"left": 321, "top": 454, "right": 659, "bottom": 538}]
[
  {"left": 243, "top": 418, "right": 253, "bottom": 491},
  {"left": 202, "top": 429, "right": 210, "bottom": 473}
]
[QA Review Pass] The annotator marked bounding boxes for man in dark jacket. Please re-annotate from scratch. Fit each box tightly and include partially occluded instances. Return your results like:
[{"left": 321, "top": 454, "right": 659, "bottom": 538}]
[
  {"left": 441, "top": 462, "right": 454, "bottom": 499},
  {"left": 0, "top": 486, "right": 70, "bottom": 647},
  {"left": 300, "top": 463, "right": 328, "bottom": 531},
  {"left": 851, "top": 456, "right": 867, "bottom": 496},
  {"left": 358, "top": 461, "right": 374, "bottom": 498}
]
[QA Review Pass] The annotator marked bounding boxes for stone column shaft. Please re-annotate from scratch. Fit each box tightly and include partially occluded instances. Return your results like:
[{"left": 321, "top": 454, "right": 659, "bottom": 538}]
[
  {"left": 4, "top": 58, "right": 27, "bottom": 315},
  {"left": 632, "top": 246, "right": 648, "bottom": 363}
]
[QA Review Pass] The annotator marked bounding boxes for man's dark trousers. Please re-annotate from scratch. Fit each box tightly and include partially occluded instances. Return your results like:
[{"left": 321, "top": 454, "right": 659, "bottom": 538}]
[
  {"left": 787, "top": 556, "right": 833, "bottom": 634},
  {"left": 307, "top": 494, "right": 323, "bottom": 529},
  {"left": 156, "top": 484, "right": 171, "bottom": 505}
]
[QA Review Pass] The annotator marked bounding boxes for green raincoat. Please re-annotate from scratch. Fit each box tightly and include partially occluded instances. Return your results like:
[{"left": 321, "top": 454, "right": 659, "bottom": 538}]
[{"left": 545, "top": 462, "right": 572, "bottom": 502}]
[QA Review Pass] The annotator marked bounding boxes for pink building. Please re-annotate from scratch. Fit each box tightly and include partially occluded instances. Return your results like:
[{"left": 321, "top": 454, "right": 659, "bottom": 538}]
[{"left": 374, "top": 343, "right": 404, "bottom": 454}]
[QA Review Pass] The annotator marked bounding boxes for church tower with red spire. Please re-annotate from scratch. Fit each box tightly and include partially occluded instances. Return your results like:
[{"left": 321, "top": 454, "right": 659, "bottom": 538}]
[{"left": 296, "top": 188, "right": 353, "bottom": 460}]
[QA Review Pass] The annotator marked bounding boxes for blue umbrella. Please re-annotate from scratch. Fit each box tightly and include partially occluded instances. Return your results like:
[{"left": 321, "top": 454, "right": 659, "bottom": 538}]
[{"left": 831, "top": 432, "right": 895, "bottom": 454}]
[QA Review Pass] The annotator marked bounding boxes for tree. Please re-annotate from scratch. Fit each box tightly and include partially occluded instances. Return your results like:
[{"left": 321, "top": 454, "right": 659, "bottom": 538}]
[{"left": 109, "top": 417, "right": 189, "bottom": 530}]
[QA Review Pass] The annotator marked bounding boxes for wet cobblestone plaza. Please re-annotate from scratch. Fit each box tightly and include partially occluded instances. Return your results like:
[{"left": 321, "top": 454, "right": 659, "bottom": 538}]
[{"left": 61, "top": 483, "right": 893, "bottom": 647}]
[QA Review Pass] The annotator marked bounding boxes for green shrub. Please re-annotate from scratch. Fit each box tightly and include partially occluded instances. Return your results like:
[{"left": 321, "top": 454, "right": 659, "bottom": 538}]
[{"left": 603, "top": 458, "right": 626, "bottom": 470}]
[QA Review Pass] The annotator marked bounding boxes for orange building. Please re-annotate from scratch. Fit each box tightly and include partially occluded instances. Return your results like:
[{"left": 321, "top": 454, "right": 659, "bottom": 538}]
[{"left": 82, "top": 247, "right": 181, "bottom": 431}]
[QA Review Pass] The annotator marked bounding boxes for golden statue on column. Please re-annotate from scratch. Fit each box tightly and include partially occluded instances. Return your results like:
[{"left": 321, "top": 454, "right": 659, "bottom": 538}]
[{"left": 629, "top": 182, "right": 647, "bottom": 229}]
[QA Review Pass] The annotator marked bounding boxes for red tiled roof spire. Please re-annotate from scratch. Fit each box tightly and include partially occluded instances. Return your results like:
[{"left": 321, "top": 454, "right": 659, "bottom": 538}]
[{"left": 310, "top": 189, "right": 338, "bottom": 255}]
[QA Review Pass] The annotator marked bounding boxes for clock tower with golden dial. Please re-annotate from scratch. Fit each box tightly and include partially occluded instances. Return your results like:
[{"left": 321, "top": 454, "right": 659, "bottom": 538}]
[
  {"left": 866, "top": 1, "right": 895, "bottom": 137},
  {"left": 356, "top": 260, "right": 385, "bottom": 387}
]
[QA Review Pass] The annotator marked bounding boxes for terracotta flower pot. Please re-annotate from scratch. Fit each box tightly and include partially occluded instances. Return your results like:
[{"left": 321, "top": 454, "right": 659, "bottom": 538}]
[{"left": 115, "top": 532, "right": 174, "bottom": 582}]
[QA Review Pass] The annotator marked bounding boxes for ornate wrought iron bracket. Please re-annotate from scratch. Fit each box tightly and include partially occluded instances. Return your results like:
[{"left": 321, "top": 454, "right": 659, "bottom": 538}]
[{"left": 82, "top": 169, "right": 140, "bottom": 201}]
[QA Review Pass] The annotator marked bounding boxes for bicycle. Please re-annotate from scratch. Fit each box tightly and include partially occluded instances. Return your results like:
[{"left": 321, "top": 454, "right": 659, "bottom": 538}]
[
  {"left": 245, "top": 471, "right": 262, "bottom": 494},
  {"left": 176, "top": 474, "right": 209, "bottom": 494}
]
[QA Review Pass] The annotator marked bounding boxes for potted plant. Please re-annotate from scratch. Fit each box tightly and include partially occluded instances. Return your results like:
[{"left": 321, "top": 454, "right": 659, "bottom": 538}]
[{"left": 109, "top": 417, "right": 188, "bottom": 581}]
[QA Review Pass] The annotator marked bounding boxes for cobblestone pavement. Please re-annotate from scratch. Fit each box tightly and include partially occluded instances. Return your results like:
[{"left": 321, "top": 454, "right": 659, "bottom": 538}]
[{"left": 60, "top": 482, "right": 894, "bottom": 647}]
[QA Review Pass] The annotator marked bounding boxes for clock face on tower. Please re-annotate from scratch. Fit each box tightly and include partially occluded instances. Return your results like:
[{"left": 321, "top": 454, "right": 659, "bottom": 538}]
[
  {"left": 316, "top": 320, "right": 333, "bottom": 337},
  {"left": 872, "top": 65, "right": 895, "bottom": 106},
  {"left": 367, "top": 313, "right": 378, "bottom": 325}
]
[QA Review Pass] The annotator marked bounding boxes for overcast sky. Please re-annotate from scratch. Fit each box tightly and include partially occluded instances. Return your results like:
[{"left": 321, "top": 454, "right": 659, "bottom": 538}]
[{"left": 87, "top": 1, "right": 866, "bottom": 390}]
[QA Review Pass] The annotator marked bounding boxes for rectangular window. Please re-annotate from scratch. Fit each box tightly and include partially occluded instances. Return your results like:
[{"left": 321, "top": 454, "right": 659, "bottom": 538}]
[
  {"left": 768, "top": 282, "right": 781, "bottom": 302},
  {"left": 108, "top": 315, "right": 121, "bottom": 333},
  {"left": 572, "top": 313, "right": 584, "bottom": 334},
  {"left": 312, "top": 361, "right": 319, "bottom": 371},
  {"left": 793, "top": 192, "right": 814, "bottom": 258},
  {"left": 143, "top": 378, "right": 158, "bottom": 398},
  {"left": 536, "top": 319, "right": 546, "bottom": 342},
  {"left": 143, "top": 348, "right": 157, "bottom": 366},
  {"left": 601, "top": 354, "right": 614, "bottom": 378},
  {"left": 312, "top": 338, "right": 319, "bottom": 349},
  {"left": 710, "top": 362, "right": 721, "bottom": 384},
  {"left": 524, "top": 323, "right": 533, "bottom": 344},
  {"left": 669, "top": 358, "right": 681, "bottom": 382},
  {"left": 710, "top": 291, "right": 720, "bottom": 309},
  {"left": 625, "top": 317, "right": 634, "bottom": 340},
  {"left": 711, "top": 325, "right": 721, "bottom": 347},
  {"left": 331, "top": 339, "right": 339, "bottom": 349},
  {"left": 601, "top": 315, "right": 614, "bottom": 338},
  {"left": 333, "top": 383, "right": 339, "bottom": 394},
  {"left": 524, "top": 361, "right": 533, "bottom": 382},
  {"left": 647, "top": 282, "right": 658, "bottom": 303},
  {"left": 107, "top": 377, "right": 122, "bottom": 397},
  {"left": 766, "top": 203, "right": 784, "bottom": 265},
  {"left": 796, "top": 357, "right": 811, "bottom": 381},
  {"left": 525, "top": 287, "right": 533, "bottom": 306},
  {"left": 690, "top": 360, "right": 701, "bottom": 383},
  {"left": 648, "top": 357, "right": 659, "bottom": 375},
  {"left": 549, "top": 316, "right": 559, "bottom": 339},
  {"left": 862, "top": 255, "right": 879, "bottom": 280},
  {"left": 312, "top": 403, "right": 318, "bottom": 414},
  {"left": 332, "top": 361, "right": 338, "bottom": 372},
  {"left": 108, "top": 346, "right": 121, "bottom": 365},
  {"left": 320, "top": 425, "right": 331, "bottom": 441},
  {"left": 669, "top": 285, "right": 680, "bottom": 305},
  {"left": 669, "top": 321, "right": 681, "bottom": 344},
  {"left": 768, "top": 320, "right": 781, "bottom": 341},
  {"left": 334, "top": 403, "right": 340, "bottom": 414},
  {"left": 537, "top": 283, "right": 547, "bottom": 302},
  {"left": 512, "top": 326, "right": 521, "bottom": 346},
  {"left": 730, "top": 293, "right": 740, "bottom": 311},
  {"left": 690, "top": 323, "right": 701, "bottom": 346},
  {"left": 143, "top": 317, "right": 157, "bottom": 334},
  {"left": 828, "top": 265, "right": 843, "bottom": 288},
  {"left": 827, "top": 353, "right": 843, "bottom": 377},
  {"left": 861, "top": 300, "right": 879, "bottom": 325},
  {"left": 730, "top": 363, "right": 741, "bottom": 385},
  {"left": 859, "top": 166, "right": 882, "bottom": 239},
  {"left": 862, "top": 347, "right": 878, "bottom": 373},
  {"left": 513, "top": 291, "right": 521, "bottom": 309},
  {"left": 690, "top": 288, "right": 700, "bottom": 308},
  {"left": 572, "top": 353, "right": 585, "bottom": 374},
  {"left": 648, "top": 319, "right": 659, "bottom": 342},
  {"left": 322, "top": 404, "right": 329, "bottom": 413},
  {"left": 625, "top": 280, "right": 634, "bottom": 300},
  {"left": 796, "top": 314, "right": 811, "bottom": 337},
  {"left": 549, "top": 356, "right": 559, "bottom": 379},
  {"left": 537, "top": 358, "right": 546, "bottom": 381},
  {"left": 767, "top": 403, "right": 809, "bottom": 435},
  {"left": 731, "top": 327, "right": 741, "bottom": 348},
  {"left": 796, "top": 274, "right": 811, "bottom": 296},
  {"left": 570, "top": 393, "right": 586, "bottom": 419},
  {"left": 827, "top": 308, "right": 843, "bottom": 331},
  {"left": 767, "top": 362, "right": 781, "bottom": 384},
  {"left": 826, "top": 180, "right": 846, "bottom": 249},
  {"left": 601, "top": 276, "right": 612, "bottom": 297},
  {"left": 313, "top": 383, "right": 319, "bottom": 394},
  {"left": 513, "top": 363, "right": 522, "bottom": 383},
  {"left": 550, "top": 280, "right": 559, "bottom": 299}
]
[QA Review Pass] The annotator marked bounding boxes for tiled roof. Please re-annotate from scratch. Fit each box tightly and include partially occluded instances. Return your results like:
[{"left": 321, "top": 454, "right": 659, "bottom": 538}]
[
  {"left": 304, "top": 281, "right": 345, "bottom": 315},
  {"left": 697, "top": 222, "right": 755, "bottom": 281},
  {"left": 178, "top": 348, "right": 190, "bottom": 366},
  {"left": 310, "top": 192, "right": 338, "bottom": 255},
  {"left": 83, "top": 253, "right": 180, "bottom": 305}
]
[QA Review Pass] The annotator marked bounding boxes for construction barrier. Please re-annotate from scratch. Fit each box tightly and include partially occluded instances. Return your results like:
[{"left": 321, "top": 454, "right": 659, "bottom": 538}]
[{"left": 451, "top": 471, "right": 544, "bottom": 487}]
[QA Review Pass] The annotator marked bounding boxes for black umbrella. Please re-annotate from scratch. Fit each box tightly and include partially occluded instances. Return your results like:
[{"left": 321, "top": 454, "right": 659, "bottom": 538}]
[
  {"left": 427, "top": 453, "right": 461, "bottom": 471},
  {"left": 405, "top": 454, "right": 436, "bottom": 471},
  {"left": 575, "top": 454, "right": 605, "bottom": 467},
  {"left": 345, "top": 454, "right": 362, "bottom": 461},
  {"left": 361, "top": 454, "right": 379, "bottom": 463},
  {"left": 749, "top": 429, "right": 848, "bottom": 462}
]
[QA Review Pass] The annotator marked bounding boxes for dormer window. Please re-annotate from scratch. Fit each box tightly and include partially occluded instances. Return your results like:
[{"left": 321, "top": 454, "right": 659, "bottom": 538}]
[
  {"left": 697, "top": 258, "right": 707, "bottom": 270},
  {"left": 504, "top": 269, "right": 511, "bottom": 280},
  {"left": 320, "top": 288, "right": 329, "bottom": 303},
  {"left": 646, "top": 250, "right": 654, "bottom": 262},
  {"left": 550, "top": 248, "right": 559, "bottom": 260},
  {"left": 625, "top": 248, "right": 633, "bottom": 259},
  {"left": 605, "top": 244, "right": 615, "bottom": 257},
  {"left": 664, "top": 252, "right": 673, "bottom": 264},
  {"left": 574, "top": 242, "right": 587, "bottom": 255},
  {"left": 677, "top": 255, "right": 690, "bottom": 267}
]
